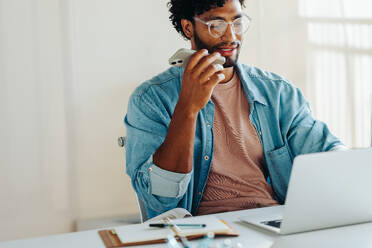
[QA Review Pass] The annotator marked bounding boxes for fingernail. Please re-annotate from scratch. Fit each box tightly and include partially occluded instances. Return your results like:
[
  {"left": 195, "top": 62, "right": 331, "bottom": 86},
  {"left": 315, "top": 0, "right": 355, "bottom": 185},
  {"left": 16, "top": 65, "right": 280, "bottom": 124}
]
[
  {"left": 215, "top": 64, "right": 224, "bottom": 70},
  {"left": 218, "top": 73, "right": 225, "bottom": 79}
]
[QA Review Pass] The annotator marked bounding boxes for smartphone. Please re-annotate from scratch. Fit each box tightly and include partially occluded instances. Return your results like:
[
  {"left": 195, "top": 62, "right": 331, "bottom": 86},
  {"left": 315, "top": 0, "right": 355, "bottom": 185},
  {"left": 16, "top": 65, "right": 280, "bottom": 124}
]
[{"left": 168, "top": 48, "right": 226, "bottom": 67}]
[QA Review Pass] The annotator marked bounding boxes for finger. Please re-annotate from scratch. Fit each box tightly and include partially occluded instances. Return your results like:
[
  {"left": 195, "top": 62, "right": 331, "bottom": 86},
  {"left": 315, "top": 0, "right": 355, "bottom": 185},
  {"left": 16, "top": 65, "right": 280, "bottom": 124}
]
[
  {"left": 192, "top": 52, "right": 222, "bottom": 76},
  {"left": 204, "top": 72, "right": 225, "bottom": 88},
  {"left": 184, "top": 49, "right": 209, "bottom": 72},
  {"left": 199, "top": 63, "right": 224, "bottom": 83}
]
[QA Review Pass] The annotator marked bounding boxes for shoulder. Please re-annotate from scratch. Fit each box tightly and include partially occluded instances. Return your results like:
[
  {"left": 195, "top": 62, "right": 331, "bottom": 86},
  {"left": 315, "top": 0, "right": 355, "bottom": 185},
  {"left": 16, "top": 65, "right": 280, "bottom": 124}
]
[
  {"left": 240, "top": 64, "right": 294, "bottom": 90},
  {"left": 238, "top": 64, "right": 302, "bottom": 101},
  {"left": 130, "top": 67, "right": 183, "bottom": 100}
]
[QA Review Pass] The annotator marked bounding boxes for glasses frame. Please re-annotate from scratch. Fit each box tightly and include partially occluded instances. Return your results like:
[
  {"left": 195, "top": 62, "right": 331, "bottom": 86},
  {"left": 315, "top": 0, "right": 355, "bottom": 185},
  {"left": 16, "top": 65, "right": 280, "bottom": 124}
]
[{"left": 194, "top": 14, "right": 252, "bottom": 38}]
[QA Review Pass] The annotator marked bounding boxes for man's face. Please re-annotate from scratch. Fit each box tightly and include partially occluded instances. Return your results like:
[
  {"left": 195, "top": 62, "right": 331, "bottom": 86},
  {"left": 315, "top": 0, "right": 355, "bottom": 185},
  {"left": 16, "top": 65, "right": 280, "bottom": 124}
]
[{"left": 191, "top": 0, "right": 244, "bottom": 68}]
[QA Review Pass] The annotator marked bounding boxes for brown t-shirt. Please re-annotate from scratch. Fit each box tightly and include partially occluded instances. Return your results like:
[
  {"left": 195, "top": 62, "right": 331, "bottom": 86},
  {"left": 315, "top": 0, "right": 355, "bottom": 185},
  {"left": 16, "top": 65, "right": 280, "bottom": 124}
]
[{"left": 197, "top": 72, "right": 279, "bottom": 216}]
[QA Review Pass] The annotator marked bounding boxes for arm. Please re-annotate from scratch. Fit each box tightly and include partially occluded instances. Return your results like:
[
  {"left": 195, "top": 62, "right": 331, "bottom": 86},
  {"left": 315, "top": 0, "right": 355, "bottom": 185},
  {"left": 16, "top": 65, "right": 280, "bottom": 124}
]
[
  {"left": 153, "top": 50, "right": 225, "bottom": 173},
  {"left": 125, "top": 50, "right": 225, "bottom": 215},
  {"left": 126, "top": 93, "right": 193, "bottom": 214}
]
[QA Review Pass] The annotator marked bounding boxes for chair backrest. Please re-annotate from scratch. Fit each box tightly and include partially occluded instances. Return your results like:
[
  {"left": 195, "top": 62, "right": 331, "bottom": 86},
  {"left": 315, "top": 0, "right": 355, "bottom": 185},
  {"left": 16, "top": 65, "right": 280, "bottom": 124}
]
[
  {"left": 135, "top": 193, "right": 148, "bottom": 223},
  {"left": 118, "top": 136, "right": 148, "bottom": 222}
]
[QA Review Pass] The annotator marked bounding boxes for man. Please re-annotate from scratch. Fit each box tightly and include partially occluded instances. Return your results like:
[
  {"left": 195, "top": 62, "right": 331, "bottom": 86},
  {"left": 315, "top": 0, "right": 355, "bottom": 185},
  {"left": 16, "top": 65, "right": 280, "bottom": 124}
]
[{"left": 124, "top": 0, "right": 346, "bottom": 219}]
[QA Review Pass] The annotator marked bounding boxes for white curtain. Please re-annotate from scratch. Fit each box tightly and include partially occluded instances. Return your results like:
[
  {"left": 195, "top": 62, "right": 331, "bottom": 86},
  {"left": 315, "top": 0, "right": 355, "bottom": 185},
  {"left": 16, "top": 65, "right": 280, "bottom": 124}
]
[{"left": 299, "top": 0, "right": 372, "bottom": 148}]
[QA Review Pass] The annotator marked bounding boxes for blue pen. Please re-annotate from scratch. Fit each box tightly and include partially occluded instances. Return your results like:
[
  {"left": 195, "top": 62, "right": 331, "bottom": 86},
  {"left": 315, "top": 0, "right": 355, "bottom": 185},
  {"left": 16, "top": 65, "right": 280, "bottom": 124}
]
[{"left": 150, "top": 223, "right": 207, "bottom": 228}]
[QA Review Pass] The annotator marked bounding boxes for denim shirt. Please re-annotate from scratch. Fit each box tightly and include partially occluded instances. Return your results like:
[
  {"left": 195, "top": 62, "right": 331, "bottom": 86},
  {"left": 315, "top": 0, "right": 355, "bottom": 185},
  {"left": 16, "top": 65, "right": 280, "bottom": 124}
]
[{"left": 124, "top": 63, "right": 344, "bottom": 219}]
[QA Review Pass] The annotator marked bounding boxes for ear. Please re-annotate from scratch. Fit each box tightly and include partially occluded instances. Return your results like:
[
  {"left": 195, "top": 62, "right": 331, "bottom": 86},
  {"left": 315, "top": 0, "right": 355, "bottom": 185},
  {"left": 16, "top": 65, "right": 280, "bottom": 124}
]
[{"left": 181, "top": 19, "right": 194, "bottom": 39}]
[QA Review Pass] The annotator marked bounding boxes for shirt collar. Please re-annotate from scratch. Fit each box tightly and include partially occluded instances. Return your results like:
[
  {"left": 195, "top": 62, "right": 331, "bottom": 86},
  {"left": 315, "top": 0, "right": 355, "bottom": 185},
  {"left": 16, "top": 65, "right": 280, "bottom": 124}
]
[{"left": 235, "top": 63, "right": 268, "bottom": 106}]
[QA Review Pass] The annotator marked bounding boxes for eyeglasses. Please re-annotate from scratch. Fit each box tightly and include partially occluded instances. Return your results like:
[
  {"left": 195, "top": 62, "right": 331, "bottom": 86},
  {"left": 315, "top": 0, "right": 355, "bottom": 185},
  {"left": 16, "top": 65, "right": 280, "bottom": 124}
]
[{"left": 194, "top": 14, "right": 252, "bottom": 38}]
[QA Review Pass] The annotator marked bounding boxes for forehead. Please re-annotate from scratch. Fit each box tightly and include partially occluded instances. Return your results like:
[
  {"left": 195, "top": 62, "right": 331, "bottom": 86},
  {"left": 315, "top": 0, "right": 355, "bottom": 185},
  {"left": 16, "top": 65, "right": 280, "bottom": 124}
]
[{"left": 198, "top": 0, "right": 243, "bottom": 20}]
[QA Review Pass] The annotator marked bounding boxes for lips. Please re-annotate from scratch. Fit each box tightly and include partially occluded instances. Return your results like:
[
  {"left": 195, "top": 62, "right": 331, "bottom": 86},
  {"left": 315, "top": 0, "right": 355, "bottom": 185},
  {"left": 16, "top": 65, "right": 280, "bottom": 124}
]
[{"left": 216, "top": 47, "right": 237, "bottom": 57}]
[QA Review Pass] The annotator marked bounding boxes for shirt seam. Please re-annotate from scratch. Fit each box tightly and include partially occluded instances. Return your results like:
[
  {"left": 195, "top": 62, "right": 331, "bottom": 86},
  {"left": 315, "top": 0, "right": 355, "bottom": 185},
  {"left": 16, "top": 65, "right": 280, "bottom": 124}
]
[
  {"left": 133, "top": 73, "right": 181, "bottom": 99},
  {"left": 241, "top": 64, "right": 289, "bottom": 83},
  {"left": 247, "top": 73, "right": 291, "bottom": 86}
]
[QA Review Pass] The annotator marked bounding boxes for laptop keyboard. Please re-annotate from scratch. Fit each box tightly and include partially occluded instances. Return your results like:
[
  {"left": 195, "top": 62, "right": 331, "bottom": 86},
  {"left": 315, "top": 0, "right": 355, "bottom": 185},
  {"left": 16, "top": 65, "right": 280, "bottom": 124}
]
[{"left": 261, "top": 219, "right": 282, "bottom": 228}]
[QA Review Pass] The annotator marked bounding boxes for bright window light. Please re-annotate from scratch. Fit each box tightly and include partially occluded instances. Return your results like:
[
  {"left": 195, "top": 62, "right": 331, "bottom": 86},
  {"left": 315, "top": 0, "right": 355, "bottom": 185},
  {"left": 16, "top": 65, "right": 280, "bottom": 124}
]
[{"left": 300, "top": 0, "right": 372, "bottom": 148}]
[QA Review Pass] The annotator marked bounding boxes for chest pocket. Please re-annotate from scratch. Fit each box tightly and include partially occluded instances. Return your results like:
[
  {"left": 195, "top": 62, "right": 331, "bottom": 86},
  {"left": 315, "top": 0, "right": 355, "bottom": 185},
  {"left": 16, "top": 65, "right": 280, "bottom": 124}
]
[{"left": 266, "top": 145, "right": 293, "bottom": 202}]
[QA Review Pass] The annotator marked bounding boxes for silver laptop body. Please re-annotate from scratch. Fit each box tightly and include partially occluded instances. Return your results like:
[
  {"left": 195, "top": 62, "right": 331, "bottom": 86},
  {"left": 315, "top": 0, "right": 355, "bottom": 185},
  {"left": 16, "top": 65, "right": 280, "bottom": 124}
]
[{"left": 240, "top": 148, "right": 372, "bottom": 235}]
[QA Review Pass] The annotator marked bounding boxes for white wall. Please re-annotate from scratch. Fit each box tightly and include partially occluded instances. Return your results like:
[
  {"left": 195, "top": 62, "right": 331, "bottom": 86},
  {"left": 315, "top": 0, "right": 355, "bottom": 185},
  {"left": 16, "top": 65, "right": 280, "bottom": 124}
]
[
  {"left": 0, "top": 0, "right": 311, "bottom": 242},
  {"left": 257, "top": 0, "right": 307, "bottom": 91},
  {"left": 0, "top": 0, "right": 73, "bottom": 240},
  {"left": 69, "top": 0, "right": 189, "bottom": 220}
]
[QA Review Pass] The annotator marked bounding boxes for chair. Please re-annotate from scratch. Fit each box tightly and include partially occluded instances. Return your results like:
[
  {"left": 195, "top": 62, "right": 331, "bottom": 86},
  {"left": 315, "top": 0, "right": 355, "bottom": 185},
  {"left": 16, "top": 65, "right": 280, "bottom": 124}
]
[{"left": 118, "top": 136, "right": 148, "bottom": 222}]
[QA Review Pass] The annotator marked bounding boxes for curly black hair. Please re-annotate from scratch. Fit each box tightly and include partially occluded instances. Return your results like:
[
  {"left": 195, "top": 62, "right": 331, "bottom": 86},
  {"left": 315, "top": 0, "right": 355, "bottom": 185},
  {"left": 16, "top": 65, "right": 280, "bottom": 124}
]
[{"left": 167, "top": 0, "right": 246, "bottom": 40}]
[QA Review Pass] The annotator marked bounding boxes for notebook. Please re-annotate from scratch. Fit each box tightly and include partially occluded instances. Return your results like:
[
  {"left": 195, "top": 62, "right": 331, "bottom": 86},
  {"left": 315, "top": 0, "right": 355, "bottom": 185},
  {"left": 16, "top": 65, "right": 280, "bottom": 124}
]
[
  {"left": 144, "top": 208, "right": 192, "bottom": 223},
  {"left": 98, "top": 215, "right": 238, "bottom": 247}
]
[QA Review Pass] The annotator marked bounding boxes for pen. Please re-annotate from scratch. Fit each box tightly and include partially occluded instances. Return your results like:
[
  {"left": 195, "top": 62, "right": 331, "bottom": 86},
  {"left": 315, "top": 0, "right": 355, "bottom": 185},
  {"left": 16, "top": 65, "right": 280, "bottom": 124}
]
[
  {"left": 166, "top": 234, "right": 182, "bottom": 248},
  {"left": 164, "top": 218, "right": 192, "bottom": 248},
  {"left": 169, "top": 220, "right": 191, "bottom": 248},
  {"left": 149, "top": 223, "right": 207, "bottom": 228}
]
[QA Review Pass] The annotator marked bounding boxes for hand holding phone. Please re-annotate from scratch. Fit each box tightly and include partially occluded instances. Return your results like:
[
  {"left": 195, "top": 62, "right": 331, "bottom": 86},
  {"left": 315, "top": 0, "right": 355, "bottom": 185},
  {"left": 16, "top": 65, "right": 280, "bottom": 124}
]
[
  {"left": 175, "top": 49, "right": 226, "bottom": 115},
  {"left": 169, "top": 48, "right": 225, "bottom": 67}
]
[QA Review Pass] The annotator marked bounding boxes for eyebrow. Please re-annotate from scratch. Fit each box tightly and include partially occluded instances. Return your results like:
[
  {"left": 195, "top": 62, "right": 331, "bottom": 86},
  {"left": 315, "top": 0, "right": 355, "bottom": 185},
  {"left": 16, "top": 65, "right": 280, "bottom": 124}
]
[{"left": 203, "top": 13, "right": 242, "bottom": 21}]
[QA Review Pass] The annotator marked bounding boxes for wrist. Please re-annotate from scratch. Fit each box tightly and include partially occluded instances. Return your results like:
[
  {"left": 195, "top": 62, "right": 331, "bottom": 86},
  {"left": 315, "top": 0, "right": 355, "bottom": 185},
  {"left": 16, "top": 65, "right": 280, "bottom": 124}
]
[{"left": 174, "top": 100, "right": 199, "bottom": 119}]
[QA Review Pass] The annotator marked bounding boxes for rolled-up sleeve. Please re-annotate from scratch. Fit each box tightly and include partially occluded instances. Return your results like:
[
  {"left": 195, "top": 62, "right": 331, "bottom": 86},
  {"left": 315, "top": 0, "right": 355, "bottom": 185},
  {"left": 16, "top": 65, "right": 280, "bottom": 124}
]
[
  {"left": 149, "top": 159, "right": 192, "bottom": 198},
  {"left": 330, "top": 145, "right": 349, "bottom": 151}
]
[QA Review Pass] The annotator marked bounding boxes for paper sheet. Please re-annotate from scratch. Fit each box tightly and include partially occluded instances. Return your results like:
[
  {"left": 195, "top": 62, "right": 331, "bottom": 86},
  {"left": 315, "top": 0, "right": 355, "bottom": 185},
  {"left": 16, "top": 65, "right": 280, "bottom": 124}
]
[{"left": 115, "top": 215, "right": 230, "bottom": 243}]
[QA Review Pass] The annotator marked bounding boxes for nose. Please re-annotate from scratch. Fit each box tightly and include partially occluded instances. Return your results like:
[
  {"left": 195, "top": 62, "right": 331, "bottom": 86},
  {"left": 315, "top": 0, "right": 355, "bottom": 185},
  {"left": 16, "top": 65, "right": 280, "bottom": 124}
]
[{"left": 221, "top": 23, "right": 237, "bottom": 42}]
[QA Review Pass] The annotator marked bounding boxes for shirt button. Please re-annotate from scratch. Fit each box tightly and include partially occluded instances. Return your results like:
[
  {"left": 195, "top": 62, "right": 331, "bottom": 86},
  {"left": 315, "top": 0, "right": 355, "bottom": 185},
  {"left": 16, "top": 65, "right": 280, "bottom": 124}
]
[
  {"left": 198, "top": 192, "right": 202, "bottom": 195},
  {"left": 148, "top": 167, "right": 153, "bottom": 172},
  {"left": 204, "top": 155, "right": 209, "bottom": 161},
  {"left": 259, "top": 130, "right": 262, "bottom": 136},
  {"left": 206, "top": 122, "right": 211, "bottom": 128}
]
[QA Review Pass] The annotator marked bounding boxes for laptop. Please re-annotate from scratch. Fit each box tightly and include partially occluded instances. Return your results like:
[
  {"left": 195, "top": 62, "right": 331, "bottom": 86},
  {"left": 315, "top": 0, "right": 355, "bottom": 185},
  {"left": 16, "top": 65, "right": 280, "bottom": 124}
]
[{"left": 240, "top": 148, "right": 372, "bottom": 235}]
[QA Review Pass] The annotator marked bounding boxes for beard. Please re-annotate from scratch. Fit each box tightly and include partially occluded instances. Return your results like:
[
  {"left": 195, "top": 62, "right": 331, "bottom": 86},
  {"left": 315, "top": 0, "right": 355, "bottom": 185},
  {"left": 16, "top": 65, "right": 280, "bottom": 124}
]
[{"left": 193, "top": 30, "right": 241, "bottom": 68}]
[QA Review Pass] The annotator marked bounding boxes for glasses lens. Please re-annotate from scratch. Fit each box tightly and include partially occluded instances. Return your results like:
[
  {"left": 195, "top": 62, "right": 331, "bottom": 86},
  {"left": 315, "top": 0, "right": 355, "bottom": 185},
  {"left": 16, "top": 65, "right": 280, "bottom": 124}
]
[
  {"left": 209, "top": 20, "right": 228, "bottom": 38},
  {"left": 233, "top": 15, "right": 251, "bottom": 34},
  {"left": 205, "top": 15, "right": 251, "bottom": 38}
]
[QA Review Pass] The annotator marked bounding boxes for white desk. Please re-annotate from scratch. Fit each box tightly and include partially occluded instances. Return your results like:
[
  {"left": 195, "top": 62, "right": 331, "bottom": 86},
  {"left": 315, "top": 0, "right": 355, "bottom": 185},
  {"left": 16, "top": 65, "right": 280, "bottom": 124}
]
[{"left": 1, "top": 206, "right": 372, "bottom": 248}]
